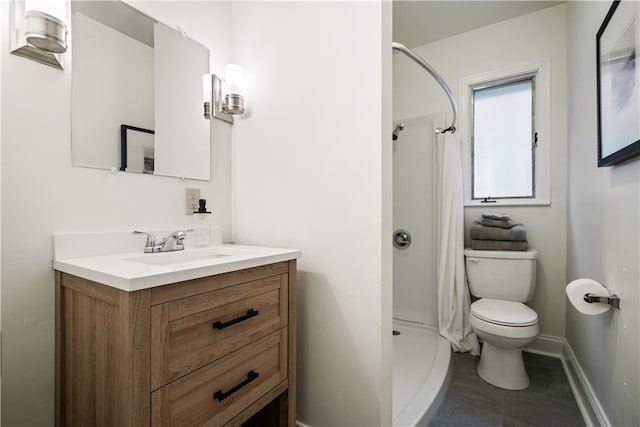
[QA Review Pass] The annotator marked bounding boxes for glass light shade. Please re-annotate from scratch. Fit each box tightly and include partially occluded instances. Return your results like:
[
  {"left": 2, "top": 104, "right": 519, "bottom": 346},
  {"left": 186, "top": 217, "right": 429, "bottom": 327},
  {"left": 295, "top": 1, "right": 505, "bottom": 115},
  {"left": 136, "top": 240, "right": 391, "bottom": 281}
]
[
  {"left": 25, "top": 0, "right": 66, "bottom": 21},
  {"left": 202, "top": 73, "right": 212, "bottom": 103},
  {"left": 224, "top": 64, "right": 244, "bottom": 96}
]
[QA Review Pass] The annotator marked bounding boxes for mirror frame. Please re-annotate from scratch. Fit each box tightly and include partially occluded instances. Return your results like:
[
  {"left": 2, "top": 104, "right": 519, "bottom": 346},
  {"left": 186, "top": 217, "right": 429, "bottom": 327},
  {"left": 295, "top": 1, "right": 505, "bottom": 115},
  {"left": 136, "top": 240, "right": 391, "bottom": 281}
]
[{"left": 596, "top": 0, "right": 640, "bottom": 167}]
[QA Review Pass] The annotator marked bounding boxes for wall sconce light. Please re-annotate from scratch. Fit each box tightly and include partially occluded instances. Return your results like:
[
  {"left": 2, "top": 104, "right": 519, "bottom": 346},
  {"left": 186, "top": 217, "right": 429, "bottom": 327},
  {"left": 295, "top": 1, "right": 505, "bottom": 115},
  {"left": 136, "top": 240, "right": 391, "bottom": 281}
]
[
  {"left": 203, "top": 74, "right": 213, "bottom": 120},
  {"left": 10, "top": 0, "right": 68, "bottom": 70},
  {"left": 203, "top": 64, "right": 246, "bottom": 124},
  {"left": 222, "top": 64, "right": 245, "bottom": 115}
]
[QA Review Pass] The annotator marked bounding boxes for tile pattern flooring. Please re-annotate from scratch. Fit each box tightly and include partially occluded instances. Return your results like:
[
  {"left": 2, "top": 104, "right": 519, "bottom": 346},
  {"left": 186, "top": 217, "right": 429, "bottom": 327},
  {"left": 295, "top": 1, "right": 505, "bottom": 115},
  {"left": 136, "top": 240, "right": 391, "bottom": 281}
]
[{"left": 429, "top": 351, "right": 585, "bottom": 426}]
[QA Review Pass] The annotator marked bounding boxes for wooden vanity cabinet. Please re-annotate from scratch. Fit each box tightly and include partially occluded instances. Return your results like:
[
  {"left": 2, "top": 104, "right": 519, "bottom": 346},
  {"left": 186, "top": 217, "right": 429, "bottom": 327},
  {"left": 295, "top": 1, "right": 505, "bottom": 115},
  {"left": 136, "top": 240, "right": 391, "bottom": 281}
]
[{"left": 55, "top": 260, "right": 296, "bottom": 427}]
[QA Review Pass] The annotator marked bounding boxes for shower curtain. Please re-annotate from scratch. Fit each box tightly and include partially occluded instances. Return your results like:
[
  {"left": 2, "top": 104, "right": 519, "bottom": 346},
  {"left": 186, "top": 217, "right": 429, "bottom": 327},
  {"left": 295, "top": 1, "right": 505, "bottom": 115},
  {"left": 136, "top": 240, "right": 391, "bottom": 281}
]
[{"left": 436, "top": 131, "right": 480, "bottom": 355}]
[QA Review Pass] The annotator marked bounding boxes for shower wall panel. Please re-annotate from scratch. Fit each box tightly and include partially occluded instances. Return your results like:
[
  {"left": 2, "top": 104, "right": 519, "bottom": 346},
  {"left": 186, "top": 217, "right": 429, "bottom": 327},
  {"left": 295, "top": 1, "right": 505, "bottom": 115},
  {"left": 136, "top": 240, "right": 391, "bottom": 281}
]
[{"left": 393, "top": 114, "right": 442, "bottom": 326}]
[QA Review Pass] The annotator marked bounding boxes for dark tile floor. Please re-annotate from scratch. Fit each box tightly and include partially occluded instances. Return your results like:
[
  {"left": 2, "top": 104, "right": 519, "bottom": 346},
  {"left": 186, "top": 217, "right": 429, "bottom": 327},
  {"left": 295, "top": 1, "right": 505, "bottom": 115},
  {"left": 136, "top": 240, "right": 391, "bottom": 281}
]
[{"left": 429, "top": 352, "right": 585, "bottom": 427}]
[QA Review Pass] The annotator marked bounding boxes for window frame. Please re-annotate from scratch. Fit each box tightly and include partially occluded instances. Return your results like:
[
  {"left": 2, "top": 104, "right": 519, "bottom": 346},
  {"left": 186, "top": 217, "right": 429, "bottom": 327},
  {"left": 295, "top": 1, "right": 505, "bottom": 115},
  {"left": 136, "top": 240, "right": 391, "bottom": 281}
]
[
  {"left": 460, "top": 59, "right": 551, "bottom": 207},
  {"left": 471, "top": 75, "right": 536, "bottom": 201}
]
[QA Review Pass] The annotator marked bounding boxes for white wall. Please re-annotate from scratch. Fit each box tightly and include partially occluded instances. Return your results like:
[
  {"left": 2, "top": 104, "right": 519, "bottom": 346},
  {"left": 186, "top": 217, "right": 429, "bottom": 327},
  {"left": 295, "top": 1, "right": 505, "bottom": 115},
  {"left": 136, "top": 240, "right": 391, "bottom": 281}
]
[
  {"left": 566, "top": 2, "right": 640, "bottom": 426},
  {"left": 393, "top": 5, "right": 568, "bottom": 339},
  {"left": 0, "top": 2, "right": 231, "bottom": 424},
  {"left": 230, "top": 2, "right": 391, "bottom": 425}
]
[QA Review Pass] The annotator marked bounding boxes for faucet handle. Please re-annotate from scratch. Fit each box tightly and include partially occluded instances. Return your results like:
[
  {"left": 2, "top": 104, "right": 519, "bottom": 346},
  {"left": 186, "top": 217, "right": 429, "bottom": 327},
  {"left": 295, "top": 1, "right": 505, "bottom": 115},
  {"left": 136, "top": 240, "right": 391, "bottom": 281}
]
[
  {"left": 133, "top": 231, "right": 161, "bottom": 252},
  {"left": 133, "top": 230, "right": 156, "bottom": 245}
]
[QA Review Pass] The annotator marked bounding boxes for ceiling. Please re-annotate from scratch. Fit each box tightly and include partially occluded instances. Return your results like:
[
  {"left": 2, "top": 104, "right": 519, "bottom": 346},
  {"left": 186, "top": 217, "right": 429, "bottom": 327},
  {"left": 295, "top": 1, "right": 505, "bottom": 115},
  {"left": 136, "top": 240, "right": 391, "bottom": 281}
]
[{"left": 393, "top": 1, "right": 564, "bottom": 48}]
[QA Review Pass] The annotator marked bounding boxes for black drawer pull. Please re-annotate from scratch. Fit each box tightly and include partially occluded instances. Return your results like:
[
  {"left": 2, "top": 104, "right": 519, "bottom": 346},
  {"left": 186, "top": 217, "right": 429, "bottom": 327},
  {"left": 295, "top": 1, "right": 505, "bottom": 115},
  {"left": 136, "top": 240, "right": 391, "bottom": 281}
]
[
  {"left": 213, "top": 370, "right": 259, "bottom": 401},
  {"left": 212, "top": 309, "right": 259, "bottom": 330}
]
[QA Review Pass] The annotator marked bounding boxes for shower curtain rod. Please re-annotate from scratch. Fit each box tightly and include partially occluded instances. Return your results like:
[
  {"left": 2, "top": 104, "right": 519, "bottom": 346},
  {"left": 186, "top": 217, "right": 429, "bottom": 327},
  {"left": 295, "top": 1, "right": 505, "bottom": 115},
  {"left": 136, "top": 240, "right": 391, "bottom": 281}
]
[{"left": 392, "top": 42, "right": 457, "bottom": 133}]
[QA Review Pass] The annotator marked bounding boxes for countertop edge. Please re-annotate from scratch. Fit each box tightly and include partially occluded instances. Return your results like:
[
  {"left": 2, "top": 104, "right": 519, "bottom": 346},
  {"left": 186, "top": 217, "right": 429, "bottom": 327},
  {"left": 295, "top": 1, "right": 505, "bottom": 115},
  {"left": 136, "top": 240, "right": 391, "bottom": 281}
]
[{"left": 54, "top": 247, "right": 301, "bottom": 292}]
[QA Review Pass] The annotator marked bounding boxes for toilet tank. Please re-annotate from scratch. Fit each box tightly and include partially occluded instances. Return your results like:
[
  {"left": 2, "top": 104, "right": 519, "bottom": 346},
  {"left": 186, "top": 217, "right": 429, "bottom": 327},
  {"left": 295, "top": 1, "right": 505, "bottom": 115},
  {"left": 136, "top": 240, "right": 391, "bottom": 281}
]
[{"left": 464, "top": 249, "right": 538, "bottom": 302}]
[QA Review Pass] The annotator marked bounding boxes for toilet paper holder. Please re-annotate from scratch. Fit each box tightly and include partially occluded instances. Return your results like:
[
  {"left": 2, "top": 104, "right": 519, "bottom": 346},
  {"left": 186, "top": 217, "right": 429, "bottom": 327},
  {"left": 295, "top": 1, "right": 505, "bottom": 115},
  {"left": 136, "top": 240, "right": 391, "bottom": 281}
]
[{"left": 583, "top": 293, "right": 621, "bottom": 309}]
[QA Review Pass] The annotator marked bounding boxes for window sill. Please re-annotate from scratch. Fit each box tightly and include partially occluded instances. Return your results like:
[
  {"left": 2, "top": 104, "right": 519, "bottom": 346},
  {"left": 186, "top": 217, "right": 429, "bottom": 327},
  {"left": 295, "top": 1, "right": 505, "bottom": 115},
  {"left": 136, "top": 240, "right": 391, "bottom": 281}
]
[{"left": 464, "top": 199, "right": 551, "bottom": 208}]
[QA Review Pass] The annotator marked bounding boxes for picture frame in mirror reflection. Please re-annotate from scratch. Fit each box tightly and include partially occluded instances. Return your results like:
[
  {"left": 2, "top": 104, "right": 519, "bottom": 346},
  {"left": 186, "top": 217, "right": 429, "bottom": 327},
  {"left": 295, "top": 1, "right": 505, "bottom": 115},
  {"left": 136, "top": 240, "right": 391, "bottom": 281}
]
[
  {"left": 120, "top": 125, "right": 155, "bottom": 174},
  {"left": 596, "top": 0, "right": 640, "bottom": 167}
]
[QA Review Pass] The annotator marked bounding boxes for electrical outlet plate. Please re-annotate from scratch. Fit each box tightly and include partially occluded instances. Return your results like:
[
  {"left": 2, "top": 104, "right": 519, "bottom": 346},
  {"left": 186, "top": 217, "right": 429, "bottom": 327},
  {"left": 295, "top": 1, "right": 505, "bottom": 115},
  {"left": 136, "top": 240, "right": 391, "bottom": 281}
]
[{"left": 186, "top": 188, "right": 200, "bottom": 214}]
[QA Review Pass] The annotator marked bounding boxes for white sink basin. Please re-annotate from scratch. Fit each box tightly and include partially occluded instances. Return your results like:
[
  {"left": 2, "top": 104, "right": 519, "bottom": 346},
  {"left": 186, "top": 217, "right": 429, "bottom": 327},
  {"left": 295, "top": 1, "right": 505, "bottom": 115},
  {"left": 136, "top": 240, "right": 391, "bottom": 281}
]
[{"left": 124, "top": 247, "right": 231, "bottom": 266}]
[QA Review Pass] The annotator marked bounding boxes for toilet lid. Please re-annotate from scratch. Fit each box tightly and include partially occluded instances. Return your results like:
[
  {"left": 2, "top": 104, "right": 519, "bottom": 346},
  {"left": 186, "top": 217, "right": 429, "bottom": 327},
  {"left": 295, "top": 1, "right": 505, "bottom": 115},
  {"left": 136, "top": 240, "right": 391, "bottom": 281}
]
[{"left": 471, "top": 298, "right": 538, "bottom": 327}]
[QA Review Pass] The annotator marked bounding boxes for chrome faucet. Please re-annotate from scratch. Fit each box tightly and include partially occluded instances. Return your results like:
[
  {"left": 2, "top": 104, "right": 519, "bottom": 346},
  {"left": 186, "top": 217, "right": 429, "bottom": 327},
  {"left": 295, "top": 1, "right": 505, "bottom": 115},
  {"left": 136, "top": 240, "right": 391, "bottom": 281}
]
[
  {"left": 159, "top": 230, "right": 187, "bottom": 252},
  {"left": 133, "top": 230, "right": 189, "bottom": 253}
]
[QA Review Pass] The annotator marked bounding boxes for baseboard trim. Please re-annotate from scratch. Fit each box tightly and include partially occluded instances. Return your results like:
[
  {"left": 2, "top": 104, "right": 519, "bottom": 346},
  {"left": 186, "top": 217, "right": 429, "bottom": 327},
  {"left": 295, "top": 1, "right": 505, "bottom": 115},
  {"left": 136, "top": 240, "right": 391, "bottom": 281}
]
[
  {"left": 563, "top": 340, "right": 611, "bottom": 427},
  {"left": 524, "top": 333, "right": 564, "bottom": 357},
  {"left": 524, "top": 334, "right": 609, "bottom": 427}
]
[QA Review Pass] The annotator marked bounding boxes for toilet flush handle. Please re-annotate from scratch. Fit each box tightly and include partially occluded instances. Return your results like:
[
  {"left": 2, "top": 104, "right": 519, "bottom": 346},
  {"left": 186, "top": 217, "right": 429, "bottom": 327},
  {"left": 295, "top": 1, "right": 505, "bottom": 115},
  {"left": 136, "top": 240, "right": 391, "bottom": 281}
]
[{"left": 467, "top": 257, "right": 480, "bottom": 263}]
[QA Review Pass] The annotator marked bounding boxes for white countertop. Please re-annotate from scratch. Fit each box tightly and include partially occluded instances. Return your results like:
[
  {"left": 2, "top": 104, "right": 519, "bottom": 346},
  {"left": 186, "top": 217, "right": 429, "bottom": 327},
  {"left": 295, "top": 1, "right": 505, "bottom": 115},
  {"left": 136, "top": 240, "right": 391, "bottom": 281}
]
[{"left": 54, "top": 244, "right": 301, "bottom": 292}]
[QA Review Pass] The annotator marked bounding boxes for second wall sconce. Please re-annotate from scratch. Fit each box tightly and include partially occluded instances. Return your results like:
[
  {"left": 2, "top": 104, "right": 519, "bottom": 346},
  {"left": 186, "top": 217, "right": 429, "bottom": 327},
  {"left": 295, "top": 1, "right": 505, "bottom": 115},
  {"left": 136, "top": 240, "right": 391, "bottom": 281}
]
[
  {"left": 10, "top": 0, "right": 68, "bottom": 70},
  {"left": 203, "top": 64, "right": 246, "bottom": 124}
]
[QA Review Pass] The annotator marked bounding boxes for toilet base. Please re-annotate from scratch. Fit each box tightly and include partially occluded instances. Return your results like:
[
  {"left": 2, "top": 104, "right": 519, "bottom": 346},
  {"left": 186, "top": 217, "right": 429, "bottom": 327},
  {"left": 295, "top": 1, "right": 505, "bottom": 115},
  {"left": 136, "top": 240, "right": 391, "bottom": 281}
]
[{"left": 477, "top": 341, "right": 530, "bottom": 390}]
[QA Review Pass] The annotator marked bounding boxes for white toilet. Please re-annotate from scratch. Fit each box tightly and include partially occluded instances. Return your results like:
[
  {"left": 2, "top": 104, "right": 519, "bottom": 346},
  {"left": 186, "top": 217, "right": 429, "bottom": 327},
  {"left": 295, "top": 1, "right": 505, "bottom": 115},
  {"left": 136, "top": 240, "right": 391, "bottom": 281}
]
[{"left": 464, "top": 248, "right": 539, "bottom": 390}]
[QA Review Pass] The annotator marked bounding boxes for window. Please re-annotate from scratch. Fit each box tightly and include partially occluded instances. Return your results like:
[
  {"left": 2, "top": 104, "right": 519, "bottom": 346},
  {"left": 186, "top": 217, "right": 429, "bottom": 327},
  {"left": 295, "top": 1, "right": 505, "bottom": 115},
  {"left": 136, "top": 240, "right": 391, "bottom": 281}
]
[
  {"left": 461, "top": 60, "right": 550, "bottom": 206},
  {"left": 472, "top": 77, "right": 535, "bottom": 200}
]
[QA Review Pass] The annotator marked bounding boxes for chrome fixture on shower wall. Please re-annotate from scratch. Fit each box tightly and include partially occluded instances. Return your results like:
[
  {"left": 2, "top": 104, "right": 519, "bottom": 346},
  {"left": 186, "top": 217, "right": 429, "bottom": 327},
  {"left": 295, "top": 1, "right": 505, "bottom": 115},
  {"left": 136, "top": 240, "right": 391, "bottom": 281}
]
[
  {"left": 393, "top": 229, "right": 412, "bottom": 249},
  {"left": 10, "top": 0, "right": 68, "bottom": 70},
  {"left": 392, "top": 42, "right": 458, "bottom": 133}
]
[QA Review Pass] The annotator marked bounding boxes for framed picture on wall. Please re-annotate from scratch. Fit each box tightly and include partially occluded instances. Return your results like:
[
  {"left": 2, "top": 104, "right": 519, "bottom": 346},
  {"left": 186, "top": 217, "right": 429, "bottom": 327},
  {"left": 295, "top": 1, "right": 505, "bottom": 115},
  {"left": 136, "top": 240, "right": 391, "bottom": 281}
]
[{"left": 596, "top": 0, "right": 640, "bottom": 167}]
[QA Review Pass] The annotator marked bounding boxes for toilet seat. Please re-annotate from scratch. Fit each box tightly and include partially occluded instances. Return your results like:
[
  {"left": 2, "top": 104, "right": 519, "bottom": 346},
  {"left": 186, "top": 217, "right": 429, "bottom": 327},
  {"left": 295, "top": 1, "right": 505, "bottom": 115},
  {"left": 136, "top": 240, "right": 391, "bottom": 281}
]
[{"left": 471, "top": 298, "right": 537, "bottom": 327}]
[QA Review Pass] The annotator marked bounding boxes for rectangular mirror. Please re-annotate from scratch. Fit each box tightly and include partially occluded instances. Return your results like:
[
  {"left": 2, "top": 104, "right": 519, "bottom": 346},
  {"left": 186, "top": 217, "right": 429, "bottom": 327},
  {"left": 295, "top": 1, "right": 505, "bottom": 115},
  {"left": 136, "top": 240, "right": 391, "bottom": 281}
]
[{"left": 71, "top": 1, "right": 211, "bottom": 180}]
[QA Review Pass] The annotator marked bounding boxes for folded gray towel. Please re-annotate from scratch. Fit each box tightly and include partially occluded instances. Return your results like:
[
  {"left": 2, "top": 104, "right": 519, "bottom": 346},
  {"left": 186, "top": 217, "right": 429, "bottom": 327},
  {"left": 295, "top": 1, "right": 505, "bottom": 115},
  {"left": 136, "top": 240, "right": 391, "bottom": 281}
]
[
  {"left": 482, "top": 211, "right": 511, "bottom": 221},
  {"left": 471, "top": 239, "right": 529, "bottom": 251},
  {"left": 470, "top": 221, "right": 527, "bottom": 241},
  {"left": 481, "top": 217, "right": 518, "bottom": 229}
]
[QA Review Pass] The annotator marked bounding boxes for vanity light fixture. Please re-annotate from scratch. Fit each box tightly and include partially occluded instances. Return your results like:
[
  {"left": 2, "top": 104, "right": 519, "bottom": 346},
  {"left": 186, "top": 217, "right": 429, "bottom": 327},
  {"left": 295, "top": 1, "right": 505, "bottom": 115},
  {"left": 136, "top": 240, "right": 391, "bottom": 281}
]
[
  {"left": 222, "top": 64, "right": 245, "bottom": 115},
  {"left": 10, "top": 0, "right": 68, "bottom": 70},
  {"left": 206, "top": 64, "right": 246, "bottom": 124},
  {"left": 203, "top": 74, "right": 213, "bottom": 120}
]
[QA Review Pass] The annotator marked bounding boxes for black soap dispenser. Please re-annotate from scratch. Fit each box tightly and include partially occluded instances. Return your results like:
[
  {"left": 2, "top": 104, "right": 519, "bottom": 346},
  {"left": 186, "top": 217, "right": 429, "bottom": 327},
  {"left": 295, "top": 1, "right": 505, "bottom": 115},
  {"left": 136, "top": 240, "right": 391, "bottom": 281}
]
[{"left": 193, "top": 199, "right": 212, "bottom": 247}]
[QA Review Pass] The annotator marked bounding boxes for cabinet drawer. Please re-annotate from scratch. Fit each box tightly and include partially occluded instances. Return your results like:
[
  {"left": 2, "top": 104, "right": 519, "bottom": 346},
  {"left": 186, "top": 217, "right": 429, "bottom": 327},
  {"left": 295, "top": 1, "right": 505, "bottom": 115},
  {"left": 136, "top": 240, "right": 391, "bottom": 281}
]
[
  {"left": 151, "top": 329, "right": 288, "bottom": 427},
  {"left": 151, "top": 274, "right": 288, "bottom": 389}
]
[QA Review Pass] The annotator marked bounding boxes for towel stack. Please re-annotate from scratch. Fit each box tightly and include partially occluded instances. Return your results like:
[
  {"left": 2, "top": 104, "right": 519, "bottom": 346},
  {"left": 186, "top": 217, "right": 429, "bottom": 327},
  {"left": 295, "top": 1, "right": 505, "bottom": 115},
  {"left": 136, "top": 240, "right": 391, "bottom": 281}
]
[{"left": 470, "top": 212, "right": 529, "bottom": 251}]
